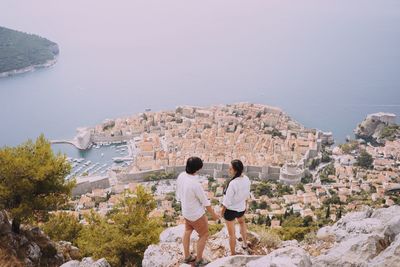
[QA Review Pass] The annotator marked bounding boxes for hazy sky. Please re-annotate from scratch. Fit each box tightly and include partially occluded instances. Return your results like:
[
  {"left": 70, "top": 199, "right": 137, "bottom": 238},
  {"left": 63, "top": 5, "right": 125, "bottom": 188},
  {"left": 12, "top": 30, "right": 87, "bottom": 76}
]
[{"left": 1, "top": 0, "right": 400, "bottom": 145}]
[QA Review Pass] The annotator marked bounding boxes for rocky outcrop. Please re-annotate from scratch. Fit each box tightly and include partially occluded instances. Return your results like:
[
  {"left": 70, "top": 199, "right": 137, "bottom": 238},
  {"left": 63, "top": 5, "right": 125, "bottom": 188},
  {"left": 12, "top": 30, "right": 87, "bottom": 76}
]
[
  {"left": 60, "top": 257, "right": 111, "bottom": 267},
  {"left": 142, "top": 224, "right": 266, "bottom": 267},
  {"left": 247, "top": 246, "right": 312, "bottom": 267},
  {"left": 354, "top": 112, "right": 397, "bottom": 144},
  {"left": 143, "top": 206, "right": 400, "bottom": 267},
  {"left": 0, "top": 210, "right": 80, "bottom": 267},
  {"left": 56, "top": 241, "right": 81, "bottom": 262},
  {"left": 312, "top": 205, "right": 400, "bottom": 267}
]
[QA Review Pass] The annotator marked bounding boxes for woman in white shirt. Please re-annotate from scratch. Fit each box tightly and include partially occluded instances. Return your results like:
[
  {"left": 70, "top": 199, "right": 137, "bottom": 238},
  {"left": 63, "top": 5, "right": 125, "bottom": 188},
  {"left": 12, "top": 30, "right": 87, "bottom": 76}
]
[{"left": 221, "top": 159, "right": 251, "bottom": 255}]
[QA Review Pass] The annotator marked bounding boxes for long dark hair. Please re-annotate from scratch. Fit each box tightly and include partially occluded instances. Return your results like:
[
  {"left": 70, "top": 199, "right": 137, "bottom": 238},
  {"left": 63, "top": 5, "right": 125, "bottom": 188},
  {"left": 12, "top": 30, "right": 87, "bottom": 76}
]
[{"left": 223, "top": 159, "right": 244, "bottom": 195}]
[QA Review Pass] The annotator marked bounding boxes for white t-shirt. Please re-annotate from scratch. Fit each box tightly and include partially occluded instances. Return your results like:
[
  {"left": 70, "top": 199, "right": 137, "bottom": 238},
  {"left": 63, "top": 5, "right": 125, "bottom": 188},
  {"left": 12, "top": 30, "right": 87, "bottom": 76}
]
[
  {"left": 222, "top": 175, "right": 251, "bottom": 212},
  {"left": 176, "top": 172, "right": 211, "bottom": 221}
]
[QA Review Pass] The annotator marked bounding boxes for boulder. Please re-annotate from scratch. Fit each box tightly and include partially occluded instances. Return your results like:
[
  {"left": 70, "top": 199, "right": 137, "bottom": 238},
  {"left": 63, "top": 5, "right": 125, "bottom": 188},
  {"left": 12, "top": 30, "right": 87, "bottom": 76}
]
[
  {"left": 368, "top": 234, "right": 400, "bottom": 267},
  {"left": 56, "top": 241, "right": 82, "bottom": 261},
  {"left": 312, "top": 234, "right": 387, "bottom": 267},
  {"left": 247, "top": 246, "right": 312, "bottom": 267},
  {"left": 142, "top": 225, "right": 263, "bottom": 267},
  {"left": 61, "top": 257, "right": 111, "bottom": 267},
  {"left": 60, "top": 260, "right": 80, "bottom": 267},
  {"left": 160, "top": 224, "right": 198, "bottom": 243},
  {"left": 142, "top": 207, "right": 400, "bottom": 267},
  {"left": 142, "top": 243, "right": 183, "bottom": 267},
  {"left": 207, "top": 255, "right": 261, "bottom": 267}
]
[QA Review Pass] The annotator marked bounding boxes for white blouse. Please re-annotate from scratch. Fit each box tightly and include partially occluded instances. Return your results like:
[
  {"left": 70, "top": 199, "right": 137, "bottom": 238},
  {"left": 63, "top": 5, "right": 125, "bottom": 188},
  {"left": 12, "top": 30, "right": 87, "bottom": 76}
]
[
  {"left": 222, "top": 175, "right": 251, "bottom": 212},
  {"left": 176, "top": 172, "right": 211, "bottom": 221}
]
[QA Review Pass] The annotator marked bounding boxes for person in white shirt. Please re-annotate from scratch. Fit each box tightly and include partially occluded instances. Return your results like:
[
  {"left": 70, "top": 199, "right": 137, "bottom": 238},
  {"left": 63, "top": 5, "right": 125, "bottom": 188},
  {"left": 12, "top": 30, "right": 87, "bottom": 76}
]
[
  {"left": 221, "top": 159, "right": 251, "bottom": 255},
  {"left": 176, "top": 157, "right": 219, "bottom": 267}
]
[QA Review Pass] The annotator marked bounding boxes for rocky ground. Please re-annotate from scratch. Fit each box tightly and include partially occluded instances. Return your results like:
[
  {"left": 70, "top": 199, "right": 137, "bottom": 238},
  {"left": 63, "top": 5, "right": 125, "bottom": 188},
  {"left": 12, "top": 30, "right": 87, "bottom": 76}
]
[
  {"left": 2, "top": 205, "right": 399, "bottom": 267},
  {"left": 143, "top": 205, "right": 400, "bottom": 267},
  {"left": 60, "top": 257, "right": 110, "bottom": 267},
  {"left": 0, "top": 211, "right": 82, "bottom": 267}
]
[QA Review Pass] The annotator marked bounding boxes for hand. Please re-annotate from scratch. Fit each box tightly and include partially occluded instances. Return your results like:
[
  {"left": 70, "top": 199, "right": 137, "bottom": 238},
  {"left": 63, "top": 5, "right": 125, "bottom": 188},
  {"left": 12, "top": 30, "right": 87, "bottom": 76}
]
[{"left": 212, "top": 212, "right": 220, "bottom": 221}]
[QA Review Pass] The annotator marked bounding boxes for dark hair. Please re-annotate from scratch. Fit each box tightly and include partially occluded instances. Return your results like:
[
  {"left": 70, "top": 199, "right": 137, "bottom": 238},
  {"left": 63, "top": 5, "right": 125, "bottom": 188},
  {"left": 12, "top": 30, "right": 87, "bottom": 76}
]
[
  {"left": 185, "top": 157, "right": 203, "bottom": 174},
  {"left": 223, "top": 159, "right": 244, "bottom": 195}
]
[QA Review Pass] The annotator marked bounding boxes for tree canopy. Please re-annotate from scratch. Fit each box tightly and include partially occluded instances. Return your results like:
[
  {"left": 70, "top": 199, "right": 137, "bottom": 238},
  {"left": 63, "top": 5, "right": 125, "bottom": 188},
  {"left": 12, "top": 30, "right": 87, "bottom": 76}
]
[
  {"left": 356, "top": 150, "right": 374, "bottom": 169},
  {"left": 76, "top": 186, "right": 163, "bottom": 267},
  {"left": 0, "top": 134, "right": 74, "bottom": 233},
  {"left": 0, "top": 26, "right": 59, "bottom": 73}
]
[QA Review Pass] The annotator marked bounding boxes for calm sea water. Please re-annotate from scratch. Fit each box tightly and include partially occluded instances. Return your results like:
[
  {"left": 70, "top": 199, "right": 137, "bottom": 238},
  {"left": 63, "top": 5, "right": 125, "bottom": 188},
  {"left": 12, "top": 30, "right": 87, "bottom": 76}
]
[{"left": 1, "top": 0, "right": 400, "bottom": 157}]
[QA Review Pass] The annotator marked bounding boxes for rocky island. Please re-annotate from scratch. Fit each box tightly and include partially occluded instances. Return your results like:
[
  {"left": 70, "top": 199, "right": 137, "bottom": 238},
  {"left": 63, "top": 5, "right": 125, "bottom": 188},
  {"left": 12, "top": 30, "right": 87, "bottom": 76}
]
[{"left": 0, "top": 26, "right": 59, "bottom": 78}]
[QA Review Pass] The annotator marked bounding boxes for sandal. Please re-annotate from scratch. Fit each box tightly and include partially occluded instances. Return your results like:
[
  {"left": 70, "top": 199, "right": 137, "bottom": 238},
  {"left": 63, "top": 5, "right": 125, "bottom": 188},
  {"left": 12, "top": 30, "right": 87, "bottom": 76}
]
[
  {"left": 194, "top": 258, "right": 210, "bottom": 267},
  {"left": 242, "top": 241, "right": 251, "bottom": 250},
  {"left": 183, "top": 254, "right": 196, "bottom": 264}
]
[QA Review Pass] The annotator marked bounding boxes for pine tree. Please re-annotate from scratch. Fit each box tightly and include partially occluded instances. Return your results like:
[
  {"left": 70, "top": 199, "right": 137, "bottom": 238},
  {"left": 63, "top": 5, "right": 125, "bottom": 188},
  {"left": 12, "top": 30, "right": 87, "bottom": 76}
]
[
  {"left": 76, "top": 186, "right": 163, "bottom": 267},
  {"left": 337, "top": 208, "right": 342, "bottom": 220},
  {"left": 265, "top": 215, "right": 271, "bottom": 227},
  {"left": 284, "top": 210, "right": 289, "bottom": 218},
  {"left": 42, "top": 212, "right": 82, "bottom": 245},
  {"left": 0, "top": 135, "right": 74, "bottom": 233},
  {"left": 325, "top": 205, "right": 331, "bottom": 219}
]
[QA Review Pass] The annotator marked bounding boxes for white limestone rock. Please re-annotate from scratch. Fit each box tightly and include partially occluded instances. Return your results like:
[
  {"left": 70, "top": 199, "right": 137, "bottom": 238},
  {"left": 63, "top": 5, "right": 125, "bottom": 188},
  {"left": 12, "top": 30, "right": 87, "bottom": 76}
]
[
  {"left": 160, "top": 224, "right": 198, "bottom": 243},
  {"left": 142, "top": 243, "right": 183, "bottom": 267},
  {"left": 312, "top": 234, "right": 386, "bottom": 267},
  {"left": 60, "top": 260, "right": 80, "bottom": 267},
  {"left": 61, "top": 257, "right": 111, "bottom": 267},
  {"left": 368, "top": 234, "right": 400, "bottom": 267},
  {"left": 247, "top": 246, "right": 312, "bottom": 267},
  {"left": 206, "top": 255, "right": 261, "bottom": 267}
]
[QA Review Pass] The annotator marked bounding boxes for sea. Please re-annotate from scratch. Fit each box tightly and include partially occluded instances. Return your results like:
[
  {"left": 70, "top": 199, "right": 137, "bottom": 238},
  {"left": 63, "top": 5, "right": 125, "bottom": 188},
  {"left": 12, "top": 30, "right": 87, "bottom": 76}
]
[{"left": 1, "top": 0, "right": 399, "bottom": 173}]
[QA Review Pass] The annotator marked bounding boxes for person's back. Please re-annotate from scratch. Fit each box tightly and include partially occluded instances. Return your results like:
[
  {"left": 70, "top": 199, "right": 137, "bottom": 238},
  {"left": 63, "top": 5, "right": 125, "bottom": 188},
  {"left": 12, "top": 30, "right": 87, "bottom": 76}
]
[
  {"left": 222, "top": 175, "right": 250, "bottom": 212},
  {"left": 176, "top": 172, "right": 209, "bottom": 221},
  {"left": 221, "top": 160, "right": 251, "bottom": 256},
  {"left": 176, "top": 157, "right": 219, "bottom": 267}
]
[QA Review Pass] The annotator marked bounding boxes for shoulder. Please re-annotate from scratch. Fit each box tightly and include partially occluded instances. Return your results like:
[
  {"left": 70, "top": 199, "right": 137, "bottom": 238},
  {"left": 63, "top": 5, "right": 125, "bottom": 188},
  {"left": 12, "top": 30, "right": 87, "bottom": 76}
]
[
  {"left": 177, "top": 172, "right": 187, "bottom": 183},
  {"left": 240, "top": 175, "right": 251, "bottom": 185}
]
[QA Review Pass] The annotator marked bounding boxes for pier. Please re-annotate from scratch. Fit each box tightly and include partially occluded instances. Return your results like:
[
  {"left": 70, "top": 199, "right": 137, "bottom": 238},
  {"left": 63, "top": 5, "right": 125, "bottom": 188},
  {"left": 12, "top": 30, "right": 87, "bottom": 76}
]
[{"left": 51, "top": 127, "right": 92, "bottom": 150}]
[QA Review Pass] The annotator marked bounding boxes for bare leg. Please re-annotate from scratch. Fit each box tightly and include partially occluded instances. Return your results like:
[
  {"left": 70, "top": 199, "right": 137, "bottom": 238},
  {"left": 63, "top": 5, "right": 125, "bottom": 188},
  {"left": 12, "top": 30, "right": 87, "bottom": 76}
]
[
  {"left": 237, "top": 216, "right": 248, "bottom": 246},
  {"left": 225, "top": 219, "right": 236, "bottom": 255},
  {"left": 183, "top": 228, "right": 193, "bottom": 259},
  {"left": 196, "top": 216, "right": 209, "bottom": 261}
]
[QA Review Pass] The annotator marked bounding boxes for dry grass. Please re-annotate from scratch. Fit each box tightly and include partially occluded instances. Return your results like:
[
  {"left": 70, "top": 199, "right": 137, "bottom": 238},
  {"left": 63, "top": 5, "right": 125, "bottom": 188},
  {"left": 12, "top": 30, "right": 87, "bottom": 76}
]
[
  {"left": 250, "top": 225, "right": 282, "bottom": 249},
  {"left": 0, "top": 248, "right": 23, "bottom": 267}
]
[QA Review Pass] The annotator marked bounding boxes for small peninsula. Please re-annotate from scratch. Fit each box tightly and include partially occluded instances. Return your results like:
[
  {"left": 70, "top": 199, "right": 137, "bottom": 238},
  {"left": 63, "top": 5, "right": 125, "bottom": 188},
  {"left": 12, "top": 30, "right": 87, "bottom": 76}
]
[{"left": 0, "top": 26, "right": 59, "bottom": 78}]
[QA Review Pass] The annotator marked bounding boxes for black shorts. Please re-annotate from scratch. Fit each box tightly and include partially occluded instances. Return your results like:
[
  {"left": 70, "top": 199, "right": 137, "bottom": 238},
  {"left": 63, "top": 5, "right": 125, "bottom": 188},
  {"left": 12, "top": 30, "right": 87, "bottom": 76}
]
[{"left": 223, "top": 209, "right": 245, "bottom": 221}]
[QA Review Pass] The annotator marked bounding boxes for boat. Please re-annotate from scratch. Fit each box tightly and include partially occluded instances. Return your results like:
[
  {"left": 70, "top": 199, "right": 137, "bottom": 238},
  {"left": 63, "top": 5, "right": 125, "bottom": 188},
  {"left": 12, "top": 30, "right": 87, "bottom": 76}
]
[{"left": 113, "top": 157, "right": 124, "bottom": 163}]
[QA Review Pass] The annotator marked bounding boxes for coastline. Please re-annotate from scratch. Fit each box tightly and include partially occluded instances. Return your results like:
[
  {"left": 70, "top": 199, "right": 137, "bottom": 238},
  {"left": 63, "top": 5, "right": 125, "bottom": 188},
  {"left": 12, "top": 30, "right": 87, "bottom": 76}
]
[{"left": 0, "top": 56, "right": 58, "bottom": 78}]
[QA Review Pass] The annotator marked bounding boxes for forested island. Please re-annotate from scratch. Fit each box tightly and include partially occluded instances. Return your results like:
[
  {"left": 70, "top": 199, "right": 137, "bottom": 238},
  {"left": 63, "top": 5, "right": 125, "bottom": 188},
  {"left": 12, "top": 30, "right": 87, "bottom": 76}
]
[{"left": 0, "top": 26, "right": 59, "bottom": 77}]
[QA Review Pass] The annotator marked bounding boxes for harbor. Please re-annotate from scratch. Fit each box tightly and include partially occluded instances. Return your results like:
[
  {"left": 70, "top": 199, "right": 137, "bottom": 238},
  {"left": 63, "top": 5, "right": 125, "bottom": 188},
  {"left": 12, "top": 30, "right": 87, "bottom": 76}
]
[{"left": 53, "top": 139, "right": 138, "bottom": 180}]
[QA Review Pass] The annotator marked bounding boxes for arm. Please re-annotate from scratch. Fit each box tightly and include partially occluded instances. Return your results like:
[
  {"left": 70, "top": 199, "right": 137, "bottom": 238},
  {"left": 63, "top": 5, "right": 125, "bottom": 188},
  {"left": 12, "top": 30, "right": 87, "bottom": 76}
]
[
  {"left": 222, "top": 182, "right": 235, "bottom": 208},
  {"left": 206, "top": 205, "right": 219, "bottom": 221},
  {"left": 220, "top": 204, "right": 226, "bottom": 218},
  {"left": 176, "top": 179, "right": 181, "bottom": 202},
  {"left": 195, "top": 184, "right": 219, "bottom": 220},
  {"left": 221, "top": 183, "right": 235, "bottom": 217}
]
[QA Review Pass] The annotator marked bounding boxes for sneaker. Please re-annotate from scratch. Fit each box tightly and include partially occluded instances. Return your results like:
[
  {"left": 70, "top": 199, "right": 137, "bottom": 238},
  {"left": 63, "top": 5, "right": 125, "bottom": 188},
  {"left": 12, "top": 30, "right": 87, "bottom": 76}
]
[
  {"left": 194, "top": 259, "right": 210, "bottom": 267},
  {"left": 183, "top": 254, "right": 196, "bottom": 264}
]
